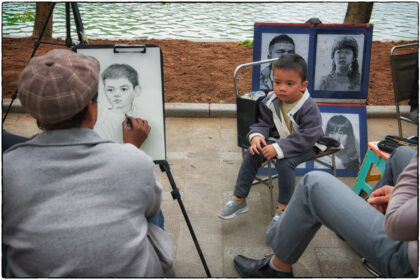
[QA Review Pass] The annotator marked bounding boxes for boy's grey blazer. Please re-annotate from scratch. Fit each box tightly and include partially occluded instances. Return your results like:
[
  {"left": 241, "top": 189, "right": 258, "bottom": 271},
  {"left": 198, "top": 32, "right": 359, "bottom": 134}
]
[{"left": 247, "top": 90, "right": 341, "bottom": 159}]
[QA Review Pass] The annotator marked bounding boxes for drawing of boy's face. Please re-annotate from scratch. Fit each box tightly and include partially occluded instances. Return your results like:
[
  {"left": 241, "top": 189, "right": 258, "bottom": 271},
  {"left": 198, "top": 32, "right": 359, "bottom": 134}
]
[
  {"left": 269, "top": 42, "right": 295, "bottom": 58},
  {"left": 104, "top": 77, "right": 140, "bottom": 112}
]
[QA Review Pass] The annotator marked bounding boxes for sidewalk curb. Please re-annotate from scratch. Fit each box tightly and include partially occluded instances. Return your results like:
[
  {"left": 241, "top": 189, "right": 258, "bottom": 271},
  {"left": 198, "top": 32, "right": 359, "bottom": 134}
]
[{"left": 2, "top": 99, "right": 410, "bottom": 118}]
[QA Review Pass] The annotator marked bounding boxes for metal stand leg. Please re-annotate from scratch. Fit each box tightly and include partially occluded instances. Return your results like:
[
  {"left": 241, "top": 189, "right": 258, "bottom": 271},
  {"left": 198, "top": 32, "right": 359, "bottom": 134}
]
[
  {"left": 157, "top": 160, "right": 212, "bottom": 277},
  {"left": 267, "top": 161, "right": 275, "bottom": 216}
]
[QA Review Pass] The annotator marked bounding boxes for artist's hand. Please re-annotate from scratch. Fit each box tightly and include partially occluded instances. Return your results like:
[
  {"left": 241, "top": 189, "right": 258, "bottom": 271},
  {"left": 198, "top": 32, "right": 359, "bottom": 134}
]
[
  {"left": 250, "top": 136, "right": 266, "bottom": 155},
  {"left": 122, "top": 115, "right": 151, "bottom": 148},
  {"left": 262, "top": 144, "right": 277, "bottom": 160},
  {"left": 367, "top": 185, "right": 394, "bottom": 214}
]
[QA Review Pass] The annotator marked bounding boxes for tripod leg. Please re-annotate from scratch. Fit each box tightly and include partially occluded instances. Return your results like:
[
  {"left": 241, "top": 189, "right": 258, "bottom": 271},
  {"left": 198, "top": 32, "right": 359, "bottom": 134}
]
[
  {"left": 158, "top": 161, "right": 212, "bottom": 277},
  {"left": 30, "top": 3, "right": 55, "bottom": 58},
  {"left": 3, "top": 3, "right": 56, "bottom": 124},
  {"left": 71, "top": 3, "right": 88, "bottom": 45},
  {"left": 65, "top": 3, "right": 73, "bottom": 48}
]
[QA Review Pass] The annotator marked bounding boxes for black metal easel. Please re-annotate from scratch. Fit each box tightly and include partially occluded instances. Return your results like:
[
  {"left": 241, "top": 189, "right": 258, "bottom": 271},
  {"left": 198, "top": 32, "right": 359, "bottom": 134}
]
[
  {"left": 157, "top": 160, "right": 212, "bottom": 277},
  {"left": 2, "top": 2, "right": 88, "bottom": 123}
]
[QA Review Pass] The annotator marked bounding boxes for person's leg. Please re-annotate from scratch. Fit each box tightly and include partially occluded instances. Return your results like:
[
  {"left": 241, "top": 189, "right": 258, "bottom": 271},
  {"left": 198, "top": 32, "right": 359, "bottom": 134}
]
[
  {"left": 219, "top": 147, "right": 267, "bottom": 219},
  {"left": 274, "top": 148, "right": 317, "bottom": 210},
  {"left": 2, "top": 244, "right": 7, "bottom": 277},
  {"left": 372, "top": 146, "right": 416, "bottom": 192},
  {"left": 233, "top": 149, "right": 267, "bottom": 199},
  {"left": 2, "top": 130, "right": 29, "bottom": 152},
  {"left": 266, "top": 171, "right": 413, "bottom": 277},
  {"left": 148, "top": 210, "right": 164, "bottom": 230}
]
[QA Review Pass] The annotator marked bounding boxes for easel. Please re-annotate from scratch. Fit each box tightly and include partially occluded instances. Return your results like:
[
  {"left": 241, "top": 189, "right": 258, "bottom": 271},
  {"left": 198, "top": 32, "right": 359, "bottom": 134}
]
[
  {"left": 157, "top": 160, "right": 211, "bottom": 277},
  {"left": 2, "top": 3, "right": 212, "bottom": 277}
]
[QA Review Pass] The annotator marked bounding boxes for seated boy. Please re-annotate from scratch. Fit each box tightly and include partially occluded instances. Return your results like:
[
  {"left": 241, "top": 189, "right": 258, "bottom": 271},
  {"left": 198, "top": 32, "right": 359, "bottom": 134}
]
[
  {"left": 219, "top": 53, "right": 339, "bottom": 220},
  {"left": 94, "top": 63, "right": 146, "bottom": 143}
]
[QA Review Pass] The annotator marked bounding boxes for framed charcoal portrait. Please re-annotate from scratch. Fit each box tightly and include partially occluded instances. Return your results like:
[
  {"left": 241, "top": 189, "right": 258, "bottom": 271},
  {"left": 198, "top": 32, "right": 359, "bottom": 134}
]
[
  {"left": 257, "top": 32, "right": 310, "bottom": 91},
  {"left": 252, "top": 23, "right": 312, "bottom": 92},
  {"left": 314, "top": 34, "right": 364, "bottom": 93},
  {"left": 75, "top": 45, "right": 166, "bottom": 161},
  {"left": 296, "top": 104, "right": 367, "bottom": 177},
  {"left": 251, "top": 23, "right": 373, "bottom": 102},
  {"left": 311, "top": 25, "right": 373, "bottom": 101}
]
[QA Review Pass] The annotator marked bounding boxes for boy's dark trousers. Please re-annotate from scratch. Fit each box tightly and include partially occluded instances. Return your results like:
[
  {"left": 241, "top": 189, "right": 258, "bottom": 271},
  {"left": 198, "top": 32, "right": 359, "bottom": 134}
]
[{"left": 233, "top": 140, "right": 317, "bottom": 204}]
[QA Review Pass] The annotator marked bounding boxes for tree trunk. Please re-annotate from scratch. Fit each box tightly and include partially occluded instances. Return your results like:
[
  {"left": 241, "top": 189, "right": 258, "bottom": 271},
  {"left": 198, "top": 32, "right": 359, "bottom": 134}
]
[
  {"left": 32, "top": 2, "right": 53, "bottom": 39},
  {"left": 344, "top": 2, "right": 374, "bottom": 24}
]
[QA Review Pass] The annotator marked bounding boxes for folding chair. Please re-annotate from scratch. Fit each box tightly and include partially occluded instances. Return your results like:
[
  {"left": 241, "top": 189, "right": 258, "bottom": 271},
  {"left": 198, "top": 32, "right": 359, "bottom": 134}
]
[
  {"left": 234, "top": 60, "right": 341, "bottom": 216},
  {"left": 390, "top": 42, "right": 419, "bottom": 137}
]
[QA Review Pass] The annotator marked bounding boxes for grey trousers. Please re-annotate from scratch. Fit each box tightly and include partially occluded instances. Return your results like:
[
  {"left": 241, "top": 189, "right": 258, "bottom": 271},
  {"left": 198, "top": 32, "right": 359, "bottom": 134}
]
[
  {"left": 233, "top": 144, "right": 316, "bottom": 204},
  {"left": 267, "top": 171, "right": 414, "bottom": 277},
  {"left": 373, "top": 146, "right": 417, "bottom": 192}
]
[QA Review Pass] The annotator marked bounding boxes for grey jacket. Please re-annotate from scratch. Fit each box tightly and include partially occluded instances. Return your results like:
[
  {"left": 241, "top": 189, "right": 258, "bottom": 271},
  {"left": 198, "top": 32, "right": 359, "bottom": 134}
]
[
  {"left": 3, "top": 128, "right": 173, "bottom": 277},
  {"left": 247, "top": 90, "right": 340, "bottom": 159},
  {"left": 385, "top": 153, "right": 418, "bottom": 276}
]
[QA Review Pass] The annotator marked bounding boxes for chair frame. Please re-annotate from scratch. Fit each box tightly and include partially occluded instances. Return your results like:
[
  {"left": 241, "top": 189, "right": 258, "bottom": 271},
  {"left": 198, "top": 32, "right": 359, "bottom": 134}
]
[
  {"left": 250, "top": 148, "right": 339, "bottom": 216},
  {"left": 390, "top": 42, "right": 418, "bottom": 137}
]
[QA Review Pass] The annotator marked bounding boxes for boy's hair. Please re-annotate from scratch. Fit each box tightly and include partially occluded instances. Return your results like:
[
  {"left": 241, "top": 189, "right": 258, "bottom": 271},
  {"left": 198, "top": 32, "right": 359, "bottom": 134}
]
[
  {"left": 269, "top": 34, "right": 295, "bottom": 51},
  {"left": 272, "top": 53, "right": 308, "bottom": 81},
  {"left": 101, "top": 64, "right": 139, "bottom": 88}
]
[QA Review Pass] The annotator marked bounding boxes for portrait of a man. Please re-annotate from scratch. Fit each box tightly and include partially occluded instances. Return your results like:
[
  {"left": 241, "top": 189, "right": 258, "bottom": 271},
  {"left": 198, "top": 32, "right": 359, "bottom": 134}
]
[{"left": 259, "top": 33, "right": 310, "bottom": 91}]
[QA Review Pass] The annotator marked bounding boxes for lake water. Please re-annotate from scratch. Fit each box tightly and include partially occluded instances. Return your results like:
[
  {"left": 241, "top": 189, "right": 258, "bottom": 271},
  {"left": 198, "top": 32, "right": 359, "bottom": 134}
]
[{"left": 2, "top": 2, "right": 418, "bottom": 41}]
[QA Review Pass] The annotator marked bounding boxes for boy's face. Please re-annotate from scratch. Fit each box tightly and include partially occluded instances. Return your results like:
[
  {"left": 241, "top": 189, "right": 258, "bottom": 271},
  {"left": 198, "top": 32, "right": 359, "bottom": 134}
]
[
  {"left": 103, "top": 77, "right": 137, "bottom": 112},
  {"left": 269, "top": 42, "right": 295, "bottom": 58},
  {"left": 273, "top": 68, "right": 308, "bottom": 104}
]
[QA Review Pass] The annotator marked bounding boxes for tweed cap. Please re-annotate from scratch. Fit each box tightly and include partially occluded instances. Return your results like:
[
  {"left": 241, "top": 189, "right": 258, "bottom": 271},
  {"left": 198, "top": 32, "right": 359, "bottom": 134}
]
[{"left": 18, "top": 49, "right": 100, "bottom": 124}]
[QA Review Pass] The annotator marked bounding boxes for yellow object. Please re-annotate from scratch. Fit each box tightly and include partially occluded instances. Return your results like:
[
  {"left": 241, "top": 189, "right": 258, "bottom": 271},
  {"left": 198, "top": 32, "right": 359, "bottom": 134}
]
[{"left": 233, "top": 195, "right": 245, "bottom": 203}]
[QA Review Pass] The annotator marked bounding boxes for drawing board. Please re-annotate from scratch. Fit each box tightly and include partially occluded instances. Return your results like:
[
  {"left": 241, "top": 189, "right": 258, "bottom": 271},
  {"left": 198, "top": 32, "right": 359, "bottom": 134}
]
[{"left": 75, "top": 45, "right": 166, "bottom": 161}]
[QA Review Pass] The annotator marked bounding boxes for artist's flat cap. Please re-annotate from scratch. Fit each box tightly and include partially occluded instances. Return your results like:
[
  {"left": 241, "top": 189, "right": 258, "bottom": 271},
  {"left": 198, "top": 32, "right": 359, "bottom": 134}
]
[{"left": 18, "top": 49, "right": 100, "bottom": 124}]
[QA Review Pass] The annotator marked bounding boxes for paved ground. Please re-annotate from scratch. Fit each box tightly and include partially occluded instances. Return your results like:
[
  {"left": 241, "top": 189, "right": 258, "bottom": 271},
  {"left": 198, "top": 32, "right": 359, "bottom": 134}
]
[{"left": 2, "top": 112, "right": 418, "bottom": 277}]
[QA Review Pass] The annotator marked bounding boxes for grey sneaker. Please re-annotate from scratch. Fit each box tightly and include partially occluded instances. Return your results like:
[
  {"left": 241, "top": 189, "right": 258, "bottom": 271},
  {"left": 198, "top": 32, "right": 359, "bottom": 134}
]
[{"left": 218, "top": 198, "right": 248, "bottom": 220}]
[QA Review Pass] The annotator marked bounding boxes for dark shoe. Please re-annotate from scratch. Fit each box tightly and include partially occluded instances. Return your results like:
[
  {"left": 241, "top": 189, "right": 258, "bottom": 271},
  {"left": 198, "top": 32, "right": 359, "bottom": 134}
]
[{"left": 233, "top": 254, "right": 293, "bottom": 278}]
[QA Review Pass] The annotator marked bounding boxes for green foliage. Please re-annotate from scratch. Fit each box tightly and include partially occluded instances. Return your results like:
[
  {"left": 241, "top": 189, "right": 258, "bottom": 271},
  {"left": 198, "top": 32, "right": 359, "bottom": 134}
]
[
  {"left": 7, "top": 11, "right": 34, "bottom": 24},
  {"left": 237, "top": 40, "right": 253, "bottom": 47},
  {"left": 161, "top": 3, "right": 171, "bottom": 6}
]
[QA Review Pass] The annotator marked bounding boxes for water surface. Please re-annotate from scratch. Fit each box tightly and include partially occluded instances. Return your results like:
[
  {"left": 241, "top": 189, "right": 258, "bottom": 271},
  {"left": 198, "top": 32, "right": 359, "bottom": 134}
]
[{"left": 2, "top": 2, "right": 418, "bottom": 41}]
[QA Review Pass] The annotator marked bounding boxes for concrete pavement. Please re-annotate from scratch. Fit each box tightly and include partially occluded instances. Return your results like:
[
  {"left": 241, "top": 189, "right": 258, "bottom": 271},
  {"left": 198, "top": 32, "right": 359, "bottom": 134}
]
[{"left": 2, "top": 109, "right": 418, "bottom": 277}]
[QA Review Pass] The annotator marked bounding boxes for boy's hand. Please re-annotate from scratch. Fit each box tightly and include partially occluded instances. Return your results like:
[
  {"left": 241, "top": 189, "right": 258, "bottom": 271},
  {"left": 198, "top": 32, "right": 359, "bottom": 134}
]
[
  {"left": 367, "top": 185, "right": 394, "bottom": 214},
  {"left": 262, "top": 144, "right": 277, "bottom": 160},
  {"left": 250, "top": 136, "right": 267, "bottom": 155},
  {"left": 122, "top": 115, "right": 151, "bottom": 148}
]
